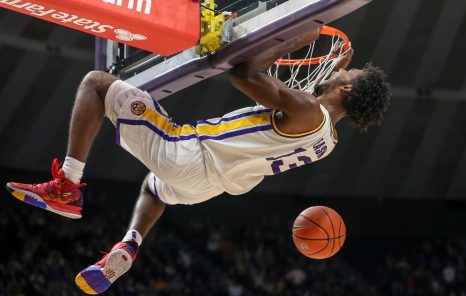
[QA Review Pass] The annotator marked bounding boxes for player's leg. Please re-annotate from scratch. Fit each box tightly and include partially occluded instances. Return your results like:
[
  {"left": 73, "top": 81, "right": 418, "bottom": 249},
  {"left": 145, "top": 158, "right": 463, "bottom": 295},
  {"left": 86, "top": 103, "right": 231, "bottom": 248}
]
[
  {"left": 67, "top": 71, "right": 119, "bottom": 162},
  {"left": 75, "top": 173, "right": 166, "bottom": 295},
  {"left": 6, "top": 71, "right": 119, "bottom": 219},
  {"left": 126, "top": 175, "right": 166, "bottom": 239}
]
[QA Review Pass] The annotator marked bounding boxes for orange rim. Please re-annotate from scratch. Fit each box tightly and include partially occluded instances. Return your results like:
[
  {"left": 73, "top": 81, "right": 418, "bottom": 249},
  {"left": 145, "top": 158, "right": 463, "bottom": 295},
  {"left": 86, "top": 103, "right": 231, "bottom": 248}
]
[{"left": 275, "top": 25, "right": 350, "bottom": 66}]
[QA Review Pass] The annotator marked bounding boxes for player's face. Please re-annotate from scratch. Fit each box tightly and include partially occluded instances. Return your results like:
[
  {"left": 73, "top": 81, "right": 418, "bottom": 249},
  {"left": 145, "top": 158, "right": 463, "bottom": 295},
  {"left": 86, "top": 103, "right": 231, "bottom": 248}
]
[
  {"left": 314, "top": 69, "right": 365, "bottom": 96},
  {"left": 330, "top": 68, "right": 365, "bottom": 82}
]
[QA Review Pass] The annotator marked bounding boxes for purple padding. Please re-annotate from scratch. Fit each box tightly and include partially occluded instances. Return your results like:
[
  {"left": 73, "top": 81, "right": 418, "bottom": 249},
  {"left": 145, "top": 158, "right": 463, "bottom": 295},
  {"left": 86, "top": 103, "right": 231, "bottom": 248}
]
[
  {"left": 95, "top": 37, "right": 108, "bottom": 71},
  {"left": 212, "top": 0, "right": 361, "bottom": 67},
  {"left": 142, "top": 57, "right": 216, "bottom": 100}
]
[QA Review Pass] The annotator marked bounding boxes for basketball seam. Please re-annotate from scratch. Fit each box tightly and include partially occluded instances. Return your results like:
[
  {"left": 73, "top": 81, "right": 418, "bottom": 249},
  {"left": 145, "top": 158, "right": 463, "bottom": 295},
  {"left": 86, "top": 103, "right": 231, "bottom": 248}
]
[
  {"left": 320, "top": 207, "right": 336, "bottom": 257},
  {"left": 338, "top": 217, "right": 343, "bottom": 249},
  {"left": 298, "top": 214, "right": 330, "bottom": 238}
]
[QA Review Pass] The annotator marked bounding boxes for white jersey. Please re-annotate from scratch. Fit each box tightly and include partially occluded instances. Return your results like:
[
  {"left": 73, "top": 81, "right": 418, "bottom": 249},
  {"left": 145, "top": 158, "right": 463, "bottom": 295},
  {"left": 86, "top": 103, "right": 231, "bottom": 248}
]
[
  {"left": 200, "top": 104, "right": 338, "bottom": 195},
  {"left": 105, "top": 80, "right": 338, "bottom": 205}
]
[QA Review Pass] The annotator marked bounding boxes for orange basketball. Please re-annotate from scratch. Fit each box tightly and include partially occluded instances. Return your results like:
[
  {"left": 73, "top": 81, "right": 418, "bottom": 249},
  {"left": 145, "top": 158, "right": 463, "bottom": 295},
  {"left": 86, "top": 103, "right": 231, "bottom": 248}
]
[{"left": 292, "top": 206, "right": 346, "bottom": 259}]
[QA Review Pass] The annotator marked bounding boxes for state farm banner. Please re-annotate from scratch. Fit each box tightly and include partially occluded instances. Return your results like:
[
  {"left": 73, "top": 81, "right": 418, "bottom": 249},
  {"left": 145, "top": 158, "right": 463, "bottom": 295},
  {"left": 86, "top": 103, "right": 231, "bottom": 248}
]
[{"left": 0, "top": 0, "right": 200, "bottom": 55}]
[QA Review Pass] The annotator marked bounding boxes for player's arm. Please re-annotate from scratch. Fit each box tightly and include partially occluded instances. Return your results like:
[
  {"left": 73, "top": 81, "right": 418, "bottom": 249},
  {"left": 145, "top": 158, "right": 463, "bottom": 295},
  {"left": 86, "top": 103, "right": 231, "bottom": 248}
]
[{"left": 229, "top": 28, "right": 322, "bottom": 118}]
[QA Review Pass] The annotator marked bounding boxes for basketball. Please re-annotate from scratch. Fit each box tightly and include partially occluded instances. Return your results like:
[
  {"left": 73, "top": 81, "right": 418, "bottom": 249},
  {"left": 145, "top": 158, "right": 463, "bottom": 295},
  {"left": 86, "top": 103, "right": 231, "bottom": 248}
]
[{"left": 292, "top": 206, "right": 346, "bottom": 259}]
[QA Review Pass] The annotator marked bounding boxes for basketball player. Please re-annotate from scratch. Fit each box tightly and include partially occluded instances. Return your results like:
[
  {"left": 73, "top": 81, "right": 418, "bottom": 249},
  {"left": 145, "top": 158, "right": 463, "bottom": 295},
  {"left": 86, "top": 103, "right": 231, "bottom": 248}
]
[{"left": 6, "top": 27, "right": 391, "bottom": 294}]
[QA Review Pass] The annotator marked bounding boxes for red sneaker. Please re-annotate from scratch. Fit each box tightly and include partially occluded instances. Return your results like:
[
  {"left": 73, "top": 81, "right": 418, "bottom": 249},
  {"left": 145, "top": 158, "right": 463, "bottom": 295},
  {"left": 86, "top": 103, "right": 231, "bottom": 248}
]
[
  {"left": 6, "top": 158, "right": 86, "bottom": 219},
  {"left": 75, "top": 241, "right": 139, "bottom": 294}
]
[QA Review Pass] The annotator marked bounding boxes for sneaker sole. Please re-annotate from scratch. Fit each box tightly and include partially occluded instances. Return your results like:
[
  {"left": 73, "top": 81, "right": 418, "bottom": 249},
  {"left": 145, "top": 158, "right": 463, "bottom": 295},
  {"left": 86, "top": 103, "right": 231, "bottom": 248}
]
[
  {"left": 75, "top": 249, "right": 133, "bottom": 294},
  {"left": 5, "top": 184, "right": 82, "bottom": 219}
]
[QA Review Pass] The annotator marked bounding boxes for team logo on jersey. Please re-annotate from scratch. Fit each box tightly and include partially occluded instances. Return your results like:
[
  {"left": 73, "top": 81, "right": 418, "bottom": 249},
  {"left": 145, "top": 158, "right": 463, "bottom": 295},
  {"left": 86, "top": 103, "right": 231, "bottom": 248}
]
[
  {"left": 313, "top": 138, "right": 327, "bottom": 159},
  {"left": 130, "top": 100, "right": 146, "bottom": 116}
]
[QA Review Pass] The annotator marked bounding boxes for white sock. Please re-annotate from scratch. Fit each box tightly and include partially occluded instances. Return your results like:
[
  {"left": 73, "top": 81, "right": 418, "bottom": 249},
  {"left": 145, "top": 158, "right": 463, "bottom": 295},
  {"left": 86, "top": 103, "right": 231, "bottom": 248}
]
[
  {"left": 62, "top": 156, "right": 85, "bottom": 184},
  {"left": 123, "top": 229, "right": 143, "bottom": 246}
]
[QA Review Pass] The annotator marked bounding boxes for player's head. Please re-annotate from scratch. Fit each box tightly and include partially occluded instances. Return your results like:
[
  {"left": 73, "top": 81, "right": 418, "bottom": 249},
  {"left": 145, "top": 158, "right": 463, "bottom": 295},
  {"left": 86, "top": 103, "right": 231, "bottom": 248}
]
[{"left": 315, "top": 63, "right": 391, "bottom": 132}]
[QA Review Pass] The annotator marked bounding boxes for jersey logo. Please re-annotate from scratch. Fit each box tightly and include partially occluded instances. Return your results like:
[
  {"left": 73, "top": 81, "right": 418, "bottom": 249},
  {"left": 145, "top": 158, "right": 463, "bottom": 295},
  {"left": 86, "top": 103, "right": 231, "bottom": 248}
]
[
  {"left": 130, "top": 100, "right": 146, "bottom": 116},
  {"left": 266, "top": 148, "right": 312, "bottom": 175},
  {"left": 313, "top": 138, "right": 327, "bottom": 159}
]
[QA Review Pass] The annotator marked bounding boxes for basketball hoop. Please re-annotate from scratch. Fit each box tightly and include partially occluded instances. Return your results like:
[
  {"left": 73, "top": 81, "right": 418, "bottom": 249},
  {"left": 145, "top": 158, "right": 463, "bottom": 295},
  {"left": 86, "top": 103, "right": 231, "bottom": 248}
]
[{"left": 268, "top": 25, "right": 351, "bottom": 94}]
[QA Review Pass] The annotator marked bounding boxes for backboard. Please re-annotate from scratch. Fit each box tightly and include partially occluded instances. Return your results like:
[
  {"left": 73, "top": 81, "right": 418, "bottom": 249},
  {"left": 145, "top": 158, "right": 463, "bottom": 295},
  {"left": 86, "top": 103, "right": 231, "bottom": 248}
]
[{"left": 96, "top": 0, "right": 371, "bottom": 100}]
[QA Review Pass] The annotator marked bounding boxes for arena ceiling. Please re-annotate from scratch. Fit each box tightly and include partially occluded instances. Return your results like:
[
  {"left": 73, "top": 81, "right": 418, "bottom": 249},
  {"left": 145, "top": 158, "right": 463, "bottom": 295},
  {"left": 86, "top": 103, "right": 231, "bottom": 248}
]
[{"left": 0, "top": 0, "right": 465, "bottom": 200}]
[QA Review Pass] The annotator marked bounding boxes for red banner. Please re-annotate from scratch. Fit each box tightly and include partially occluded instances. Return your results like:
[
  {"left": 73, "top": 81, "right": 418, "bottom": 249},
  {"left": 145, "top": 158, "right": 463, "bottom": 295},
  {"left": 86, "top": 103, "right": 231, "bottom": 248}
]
[{"left": 0, "top": 0, "right": 200, "bottom": 56}]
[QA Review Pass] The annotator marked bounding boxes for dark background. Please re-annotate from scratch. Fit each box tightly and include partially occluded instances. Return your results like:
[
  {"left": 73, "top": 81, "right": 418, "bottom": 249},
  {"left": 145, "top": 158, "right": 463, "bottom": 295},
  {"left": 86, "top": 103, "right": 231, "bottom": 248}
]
[
  {"left": 1, "top": 0, "right": 466, "bottom": 199},
  {"left": 0, "top": 0, "right": 465, "bottom": 295}
]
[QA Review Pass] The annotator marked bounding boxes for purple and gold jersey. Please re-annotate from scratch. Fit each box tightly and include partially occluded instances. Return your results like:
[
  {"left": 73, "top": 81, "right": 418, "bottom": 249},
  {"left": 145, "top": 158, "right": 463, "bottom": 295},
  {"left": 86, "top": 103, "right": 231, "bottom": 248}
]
[
  {"left": 199, "top": 104, "right": 338, "bottom": 195},
  {"left": 106, "top": 80, "right": 337, "bottom": 205}
]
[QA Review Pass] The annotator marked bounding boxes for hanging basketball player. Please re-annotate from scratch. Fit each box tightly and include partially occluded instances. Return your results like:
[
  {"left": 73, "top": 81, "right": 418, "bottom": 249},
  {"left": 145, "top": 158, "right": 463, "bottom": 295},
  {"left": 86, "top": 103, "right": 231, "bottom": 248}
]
[{"left": 5, "top": 26, "right": 391, "bottom": 294}]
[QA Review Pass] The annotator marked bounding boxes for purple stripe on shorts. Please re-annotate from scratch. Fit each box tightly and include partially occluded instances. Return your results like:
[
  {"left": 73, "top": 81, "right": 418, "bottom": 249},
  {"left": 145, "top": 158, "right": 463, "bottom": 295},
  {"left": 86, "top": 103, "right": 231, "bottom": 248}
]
[
  {"left": 115, "top": 119, "right": 197, "bottom": 145},
  {"left": 151, "top": 175, "right": 174, "bottom": 205},
  {"left": 196, "top": 108, "right": 272, "bottom": 125}
]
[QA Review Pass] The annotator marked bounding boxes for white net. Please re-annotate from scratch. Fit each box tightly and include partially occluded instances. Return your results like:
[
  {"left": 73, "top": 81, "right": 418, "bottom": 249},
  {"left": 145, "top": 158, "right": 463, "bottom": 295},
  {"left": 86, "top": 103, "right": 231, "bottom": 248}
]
[{"left": 268, "top": 34, "right": 351, "bottom": 94}]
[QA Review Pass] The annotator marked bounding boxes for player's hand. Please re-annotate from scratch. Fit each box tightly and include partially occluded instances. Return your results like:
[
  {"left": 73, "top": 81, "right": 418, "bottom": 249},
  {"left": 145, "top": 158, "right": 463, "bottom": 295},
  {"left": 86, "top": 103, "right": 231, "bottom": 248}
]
[
  {"left": 333, "top": 41, "right": 353, "bottom": 56},
  {"left": 333, "top": 41, "right": 353, "bottom": 70}
]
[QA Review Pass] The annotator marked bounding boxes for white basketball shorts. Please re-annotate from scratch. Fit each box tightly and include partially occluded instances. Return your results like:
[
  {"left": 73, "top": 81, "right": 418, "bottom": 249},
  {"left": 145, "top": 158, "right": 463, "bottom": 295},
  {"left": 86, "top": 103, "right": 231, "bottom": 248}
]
[{"left": 104, "top": 80, "right": 223, "bottom": 205}]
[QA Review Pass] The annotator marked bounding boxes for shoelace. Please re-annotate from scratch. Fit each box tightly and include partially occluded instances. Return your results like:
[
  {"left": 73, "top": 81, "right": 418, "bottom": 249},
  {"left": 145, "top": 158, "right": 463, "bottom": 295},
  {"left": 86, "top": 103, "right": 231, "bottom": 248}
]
[
  {"left": 51, "top": 158, "right": 62, "bottom": 179},
  {"left": 29, "top": 159, "right": 61, "bottom": 187},
  {"left": 31, "top": 158, "right": 86, "bottom": 198},
  {"left": 51, "top": 158, "right": 87, "bottom": 188}
]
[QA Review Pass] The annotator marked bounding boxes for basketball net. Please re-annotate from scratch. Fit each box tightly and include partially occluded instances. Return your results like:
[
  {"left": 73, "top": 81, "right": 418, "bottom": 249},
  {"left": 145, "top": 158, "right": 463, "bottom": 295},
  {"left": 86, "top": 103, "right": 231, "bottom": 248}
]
[{"left": 268, "top": 26, "right": 351, "bottom": 94}]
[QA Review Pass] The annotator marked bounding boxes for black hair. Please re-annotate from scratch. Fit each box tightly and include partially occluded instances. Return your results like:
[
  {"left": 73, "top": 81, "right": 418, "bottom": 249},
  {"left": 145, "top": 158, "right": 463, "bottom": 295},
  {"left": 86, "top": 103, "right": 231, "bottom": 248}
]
[{"left": 343, "top": 63, "right": 391, "bottom": 132}]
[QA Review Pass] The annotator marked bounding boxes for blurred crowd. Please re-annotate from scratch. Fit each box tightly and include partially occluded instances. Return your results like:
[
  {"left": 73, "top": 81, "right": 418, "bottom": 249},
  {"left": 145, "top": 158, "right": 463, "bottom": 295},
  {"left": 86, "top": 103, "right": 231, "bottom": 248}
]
[
  {"left": 371, "top": 240, "right": 465, "bottom": 296},
  {"left": 0, "top": 187, "right": 464, "bottom": 296}
]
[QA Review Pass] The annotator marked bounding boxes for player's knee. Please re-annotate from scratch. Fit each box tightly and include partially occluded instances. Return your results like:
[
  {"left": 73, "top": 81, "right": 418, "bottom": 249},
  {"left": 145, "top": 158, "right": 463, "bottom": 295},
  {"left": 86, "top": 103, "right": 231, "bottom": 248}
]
[
  {"left": 140, "top": 173, "right": 154, "bottom": 196},
  {"left": 139, "top": 174, "right": 168, "bottom": 206},
  {"left": 82, "top": 71, "right": 105, "bottom": 87},
  {"left": 81, "top": 71, "right": 118, "bottom": 102}
]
